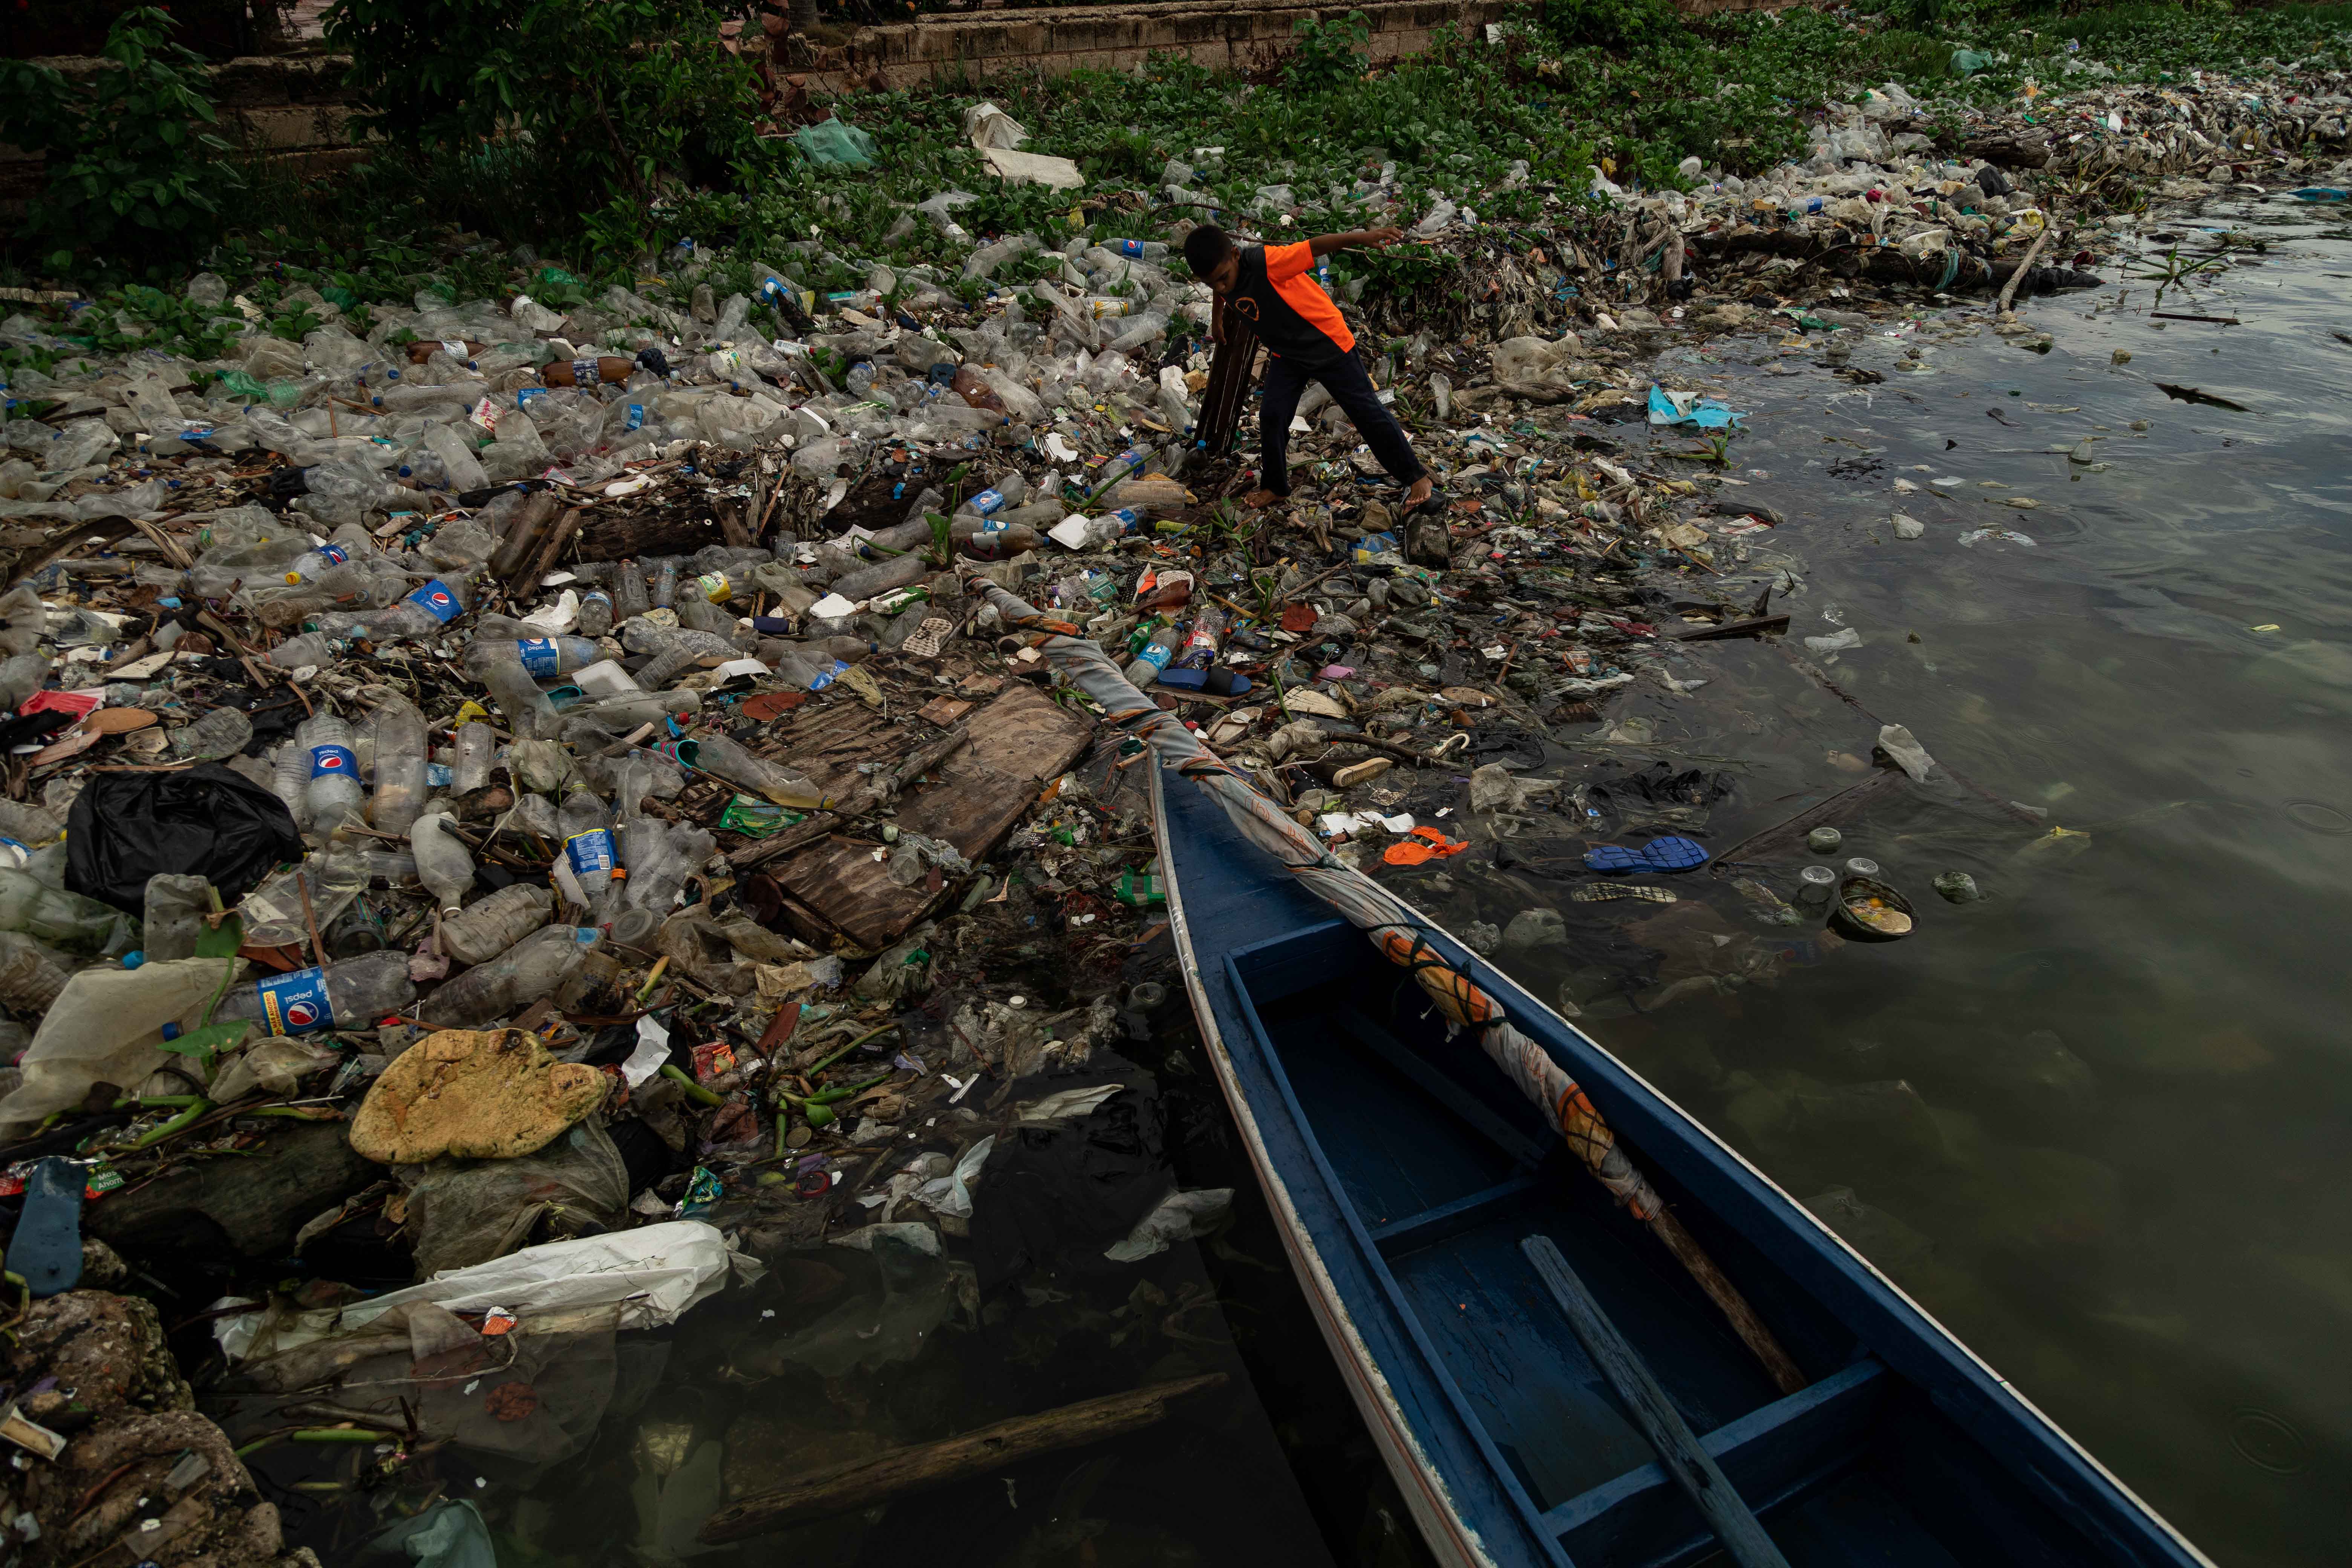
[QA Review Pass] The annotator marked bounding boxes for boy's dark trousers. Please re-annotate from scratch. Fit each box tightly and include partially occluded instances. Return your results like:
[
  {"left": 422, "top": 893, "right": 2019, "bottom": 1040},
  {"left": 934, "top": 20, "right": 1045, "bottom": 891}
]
[{"left": 1259, "top": 351, "right": 1427, "bottom": 498}]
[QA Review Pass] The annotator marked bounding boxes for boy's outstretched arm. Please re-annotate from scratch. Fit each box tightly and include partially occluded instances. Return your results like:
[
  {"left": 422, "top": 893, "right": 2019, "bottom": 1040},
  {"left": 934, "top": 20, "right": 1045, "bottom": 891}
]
[{"left": 1307, "top": 227, "right": 1406, "bottom": 257}]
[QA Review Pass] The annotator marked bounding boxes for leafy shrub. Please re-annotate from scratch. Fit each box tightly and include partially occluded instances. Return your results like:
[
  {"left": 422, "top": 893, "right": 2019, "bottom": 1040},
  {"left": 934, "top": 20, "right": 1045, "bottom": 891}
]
[
  {"left": 323, "top": 0, "right": 762, "bottom": 245},
  {"left": 1286, "top": 11, "right": 1374, "bottom": 94},
  {"left": 0, "top": 8, "right": 243, "bottom": 276}
]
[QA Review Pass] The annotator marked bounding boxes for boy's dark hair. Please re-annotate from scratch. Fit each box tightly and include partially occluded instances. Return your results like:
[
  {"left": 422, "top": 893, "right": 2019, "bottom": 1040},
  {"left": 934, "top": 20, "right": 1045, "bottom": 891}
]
[{"left": 1182, "top": 225, "right": 1234, "bottom": 281}]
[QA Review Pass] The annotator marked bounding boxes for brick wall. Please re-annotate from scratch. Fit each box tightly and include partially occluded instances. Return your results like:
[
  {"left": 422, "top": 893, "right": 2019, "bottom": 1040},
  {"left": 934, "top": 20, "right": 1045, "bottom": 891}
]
[
  {"left": 804, "top": 0, "right": 1540, "bottom": 90},
  {"left": 0, "top": 52, "right": 361, "bottom": 213}
]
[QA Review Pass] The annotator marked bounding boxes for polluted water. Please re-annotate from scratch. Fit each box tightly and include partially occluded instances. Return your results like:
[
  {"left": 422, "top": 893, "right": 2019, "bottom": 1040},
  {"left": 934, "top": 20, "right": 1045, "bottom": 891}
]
[{"left": 0, "top": 47, "right": 2344, "bottom": 1568}]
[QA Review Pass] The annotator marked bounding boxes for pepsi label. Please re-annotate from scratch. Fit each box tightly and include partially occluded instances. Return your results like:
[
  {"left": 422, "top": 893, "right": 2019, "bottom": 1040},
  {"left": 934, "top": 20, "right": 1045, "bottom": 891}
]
[
  {"left": 565, "top": 828, "right": 616, "bottom": 877},
  {"left": 517, "top": 638, "right": 560, "bottom": 676},
  {"left": 259, "top": 967, "right": 335, "bottom": 1034},
  {"left": 309, "top": 743, "right": 357, "bottom": 779},
  {"left": 980, "top": 516, "right": 1009, "bottom": 534},
  {"left": 1118, "top": 239, "right": 1145, "bottom": 257},
  {"left": 318, "top": 543, "right": 349, "bottom": 565},
  {"left": 407, "top": 579, "right": 462, "bottom": 622}
]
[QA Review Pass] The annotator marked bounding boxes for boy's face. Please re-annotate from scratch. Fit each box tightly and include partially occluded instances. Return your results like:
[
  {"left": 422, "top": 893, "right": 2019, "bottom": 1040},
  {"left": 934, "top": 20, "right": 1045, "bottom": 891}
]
[{"left": 1208, "top": 251, "right": 1241, "bottom": 294}]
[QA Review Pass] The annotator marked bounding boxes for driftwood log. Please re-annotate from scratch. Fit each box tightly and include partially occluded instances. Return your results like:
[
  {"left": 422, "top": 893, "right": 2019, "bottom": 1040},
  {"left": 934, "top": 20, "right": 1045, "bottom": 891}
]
[
  {"left": 698, "top": 1373, "right": 1227, "bottom": 1543},
  {"left": 575, "top": 508, "right": 737, "bottom": 561}
]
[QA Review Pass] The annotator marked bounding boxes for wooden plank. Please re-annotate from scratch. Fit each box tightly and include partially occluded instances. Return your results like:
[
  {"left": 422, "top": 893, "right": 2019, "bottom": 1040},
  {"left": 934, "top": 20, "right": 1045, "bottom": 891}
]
[
  {"left": 1546, "top": 1358, "right": 1886, "bottom": 1565},
  {"left": 699, "top": 1373, "right": 1226, "bottom": 1542},
  {"left": 1669, "top": 614, "right": 1790, "bottom": 643},
  {"left": 769, "top": 680, "right": 1093, "bottom": 947},
  {"left": 1522, "top": 1235, "right": 1792, "bottom": 1568}
]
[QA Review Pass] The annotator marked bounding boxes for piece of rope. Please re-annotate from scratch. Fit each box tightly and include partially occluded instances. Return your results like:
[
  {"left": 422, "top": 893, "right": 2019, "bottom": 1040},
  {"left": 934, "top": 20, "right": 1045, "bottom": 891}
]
[{"left": 961, "top": 568, "right": 1805, "bottom": 1391}]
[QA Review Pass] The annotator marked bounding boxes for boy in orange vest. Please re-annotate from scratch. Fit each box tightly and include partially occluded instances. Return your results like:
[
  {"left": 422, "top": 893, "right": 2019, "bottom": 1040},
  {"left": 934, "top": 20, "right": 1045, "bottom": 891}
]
[{"left": 1184, "top": 224, "right": 1435, "bottom": 512}]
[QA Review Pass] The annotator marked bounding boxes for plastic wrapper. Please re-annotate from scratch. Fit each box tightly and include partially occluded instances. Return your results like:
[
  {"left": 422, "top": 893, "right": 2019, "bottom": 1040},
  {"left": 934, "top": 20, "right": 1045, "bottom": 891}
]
[
  {"left": 0, "top": 957, "right": 232, "bottom": 1136},
  {"left": 395, "top": 1117, "right": 631, "bottom": 1277}
]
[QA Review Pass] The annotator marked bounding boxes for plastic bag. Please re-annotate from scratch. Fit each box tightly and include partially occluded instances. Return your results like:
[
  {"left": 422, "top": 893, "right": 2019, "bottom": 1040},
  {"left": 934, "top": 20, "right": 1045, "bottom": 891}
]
[
  {"left": 210, "top": 1033, "right": 340, "bottom": 1102},
  {"left": 1105, "top": 1187, "right": 1233, "bottom": 1261},
  {"left": 793, "top": 117, "right": 879, "bottom": 170},
  {"left": 962, "top": 101, "right": 1028, "bottom": 150},
  {"left": 65, "top": 763, "right": 303, "bottom": 915},
  {"left": 368, "top": 1501, "right": 497, "bottom": 1568},
  {"left": 397, "top": 1116, "right": 631, "bottom": 1277},
  {"left": 0, "top": 957, "right": 233, "bottom": 1136}
]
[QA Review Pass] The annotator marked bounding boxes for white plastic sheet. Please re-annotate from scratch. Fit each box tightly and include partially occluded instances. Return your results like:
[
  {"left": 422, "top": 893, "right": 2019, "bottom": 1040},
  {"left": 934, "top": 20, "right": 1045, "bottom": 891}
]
[{"left": 983, "top": 147, "right": 1086, "bottom": 191}]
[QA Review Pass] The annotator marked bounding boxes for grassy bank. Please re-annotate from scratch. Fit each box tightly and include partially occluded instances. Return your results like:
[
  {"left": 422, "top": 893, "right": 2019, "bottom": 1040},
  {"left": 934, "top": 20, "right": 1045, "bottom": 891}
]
[{"left": 4, "top": 0, "right": 2350, "bottom": 367}]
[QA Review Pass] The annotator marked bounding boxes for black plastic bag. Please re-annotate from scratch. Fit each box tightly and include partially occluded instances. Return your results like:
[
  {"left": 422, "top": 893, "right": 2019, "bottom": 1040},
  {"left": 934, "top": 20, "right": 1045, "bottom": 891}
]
[{"left": 66, "top": 762, "right": 304, "bottom": 913}]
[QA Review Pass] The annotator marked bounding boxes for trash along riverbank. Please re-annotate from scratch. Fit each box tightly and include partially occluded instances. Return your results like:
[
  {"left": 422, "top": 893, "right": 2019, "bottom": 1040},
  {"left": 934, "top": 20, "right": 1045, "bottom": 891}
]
[{"left": 0, "top": 35, "right": 2344, "bottom": 1564}]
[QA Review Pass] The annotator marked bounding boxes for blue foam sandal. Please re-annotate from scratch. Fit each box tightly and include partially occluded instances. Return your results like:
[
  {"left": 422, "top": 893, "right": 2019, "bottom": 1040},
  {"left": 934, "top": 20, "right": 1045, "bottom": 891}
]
[
  {"left": 15, "top": 1158, "right": 84, "bottom": 1297},
  {"left": 1583, "top": 835, "right": 1710, "bottom": 874}
]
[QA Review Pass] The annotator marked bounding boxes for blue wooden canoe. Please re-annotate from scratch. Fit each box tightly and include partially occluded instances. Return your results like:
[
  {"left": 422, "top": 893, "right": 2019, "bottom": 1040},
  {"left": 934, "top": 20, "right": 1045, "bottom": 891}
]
[{"left": 1151, "top": 765, "right": 2213, "bottom": 1568}]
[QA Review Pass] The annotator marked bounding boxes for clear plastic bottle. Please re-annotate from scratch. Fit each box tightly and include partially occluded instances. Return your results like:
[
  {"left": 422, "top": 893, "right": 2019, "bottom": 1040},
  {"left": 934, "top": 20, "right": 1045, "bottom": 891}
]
[
  {"left": 1124, "top": 623, "right": 1183, "bottom": 687},
  {"left": 954, "top": 519, "right": 1043, "bottom": 560},
  {"left": 188, "top": 537, "right": 313, "bottom": 598},
  {"left": 0, "top": 931, "right": 76, "bottom": 1016},
  {"left": 214, "top": 949, "right": 416, "bottom": 1035},
  {"left": 559, "top": 790, "right": 616, "bottom": 905},
  {"left": 671, "top": 594, "right": 738, "bottom": 643},
  {"left": 279, "top": 535, "right": 367, "bottom": 585},
  {"left": 244, "top": 564, "right": 402, "bottom": 629},
  {"left": 651, "top": 558, "right": 678, "bottom": 609},
  {"left": 368, "top": 695, "right": 429, "bottom": 836},
  {"left": 438, "top": 882, "right": 552, "bottom": 965},
  {"left": 0, "top": 871, "right": 139, "bottom": 956},
  {"left": 169, "top": 707, "right": 252, "bottom": 764},
  {"left": 453, "top": 721, "right": 498, "bottom": 794},
  {"left": 270, "top": 741, "right": 310, "bottom": 830},
  {"left": 613, "top": 560, "right": 650, "bottom": 620},
  {"left": 266, "top": 631, "right": 339, "bottom": 671},
  {"left": 240, "top": 847, "right": 368, "bottom": 948},
  {"left": 620, "top": 819, "right": 712, "bottom": 912},
  {"left": 827, "top": 554, "right": 929, "bottom": 605},
  {"left": 333, "top": 575, "right": 472, "bottom": 642},
  {"left": 577, "top": 588, "right": 614, "bottom": 639},
  {"left": 139, "top": 874, "right": 213, "bottom": 965},
  {"left": 0, "top": 653, "right": 52, "bottom": 710},
  {"left": 422, "top": 423, "right": 488, "bottom": 492},
  {"left": 468, "top": 646, "right": 560, "bottom": 739},
  {"left": 568, "top": 687, "right": 703, "bottom": 732},
  {"left": 420, "top": 924, "right": 598, "bottom": 1025},
  {"left": 297, "top": 714, "right": 366, "bottom": 828},
  {"left": 684, "top": 734, "right": 827, "bottom": 808},
  {"left": 1108, "top": 239, "right": 1169, "bottom": 261},
  {"left": 622, "top": 623, "right": 738, "bottom": 689},
  {"left": 511, "top": 636, "right": 601, "bottom": 677},
  {"left": 1171, "top": 605, "right": 1224, "bottom": 672},
  {"left": 410, "top": 808, "right": 474, "bottom": 913},
  {"left": 957, "top": 473, "right": 1028, "bottom": 519}
]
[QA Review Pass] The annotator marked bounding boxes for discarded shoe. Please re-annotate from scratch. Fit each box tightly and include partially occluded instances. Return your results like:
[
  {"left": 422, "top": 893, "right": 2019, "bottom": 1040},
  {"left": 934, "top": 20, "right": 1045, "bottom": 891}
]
[
  {"left": 15, "top": 1159, "right": 85, "bottom": 1297},
  {"left": 1582, "top": 835, "right": 1709, "bottom": 874}
]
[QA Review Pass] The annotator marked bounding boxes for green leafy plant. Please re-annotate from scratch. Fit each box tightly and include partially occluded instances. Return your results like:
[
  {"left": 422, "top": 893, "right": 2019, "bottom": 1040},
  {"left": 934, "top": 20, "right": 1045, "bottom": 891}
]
[
  {"left": 1287, "top": 11, "right": 1374, "bottom": 94},
  {"left": 0, "top": 8, "right": 243, "bottom": 274},
  {"left": 324, "top": 0, "right": 761, "bottom": 246}
]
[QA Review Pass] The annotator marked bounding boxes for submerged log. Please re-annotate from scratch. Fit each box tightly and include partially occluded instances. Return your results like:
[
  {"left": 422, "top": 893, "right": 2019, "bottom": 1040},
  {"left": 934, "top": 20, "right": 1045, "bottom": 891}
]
[{"left": 698, "top": 1372, "right": 1227, "bottom": 1542}]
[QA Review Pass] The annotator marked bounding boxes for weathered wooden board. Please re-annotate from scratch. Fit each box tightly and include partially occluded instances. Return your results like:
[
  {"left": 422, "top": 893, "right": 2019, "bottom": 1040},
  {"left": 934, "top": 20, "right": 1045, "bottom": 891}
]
[{"left": 768, "top": 679, "right": 1093, "bottom": 946}]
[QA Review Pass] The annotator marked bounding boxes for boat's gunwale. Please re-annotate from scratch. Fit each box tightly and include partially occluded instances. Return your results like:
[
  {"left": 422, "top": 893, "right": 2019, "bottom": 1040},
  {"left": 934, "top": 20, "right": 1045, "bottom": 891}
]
[{"left": 1149, "top": 761, "right": 2218, "bottom": 1568}]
